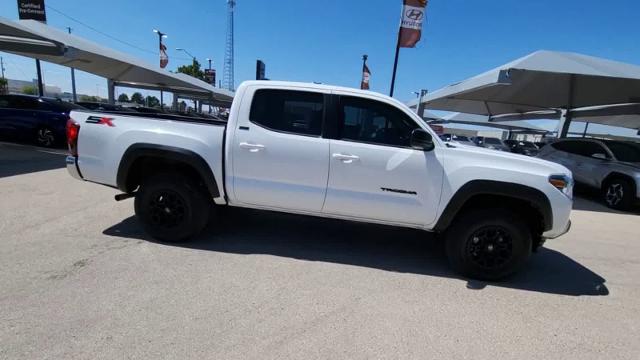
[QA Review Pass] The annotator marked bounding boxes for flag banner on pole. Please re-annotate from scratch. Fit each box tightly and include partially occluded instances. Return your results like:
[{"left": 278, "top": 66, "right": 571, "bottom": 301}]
[
  {"left": 160, "top": 43, "right": 169, "bottom": 68},
  {"left": 361, "top": 63, "right": 371, "bottom": 90},
  {"left": 399, "top": 0, "right": 428, "bottom": 48}
]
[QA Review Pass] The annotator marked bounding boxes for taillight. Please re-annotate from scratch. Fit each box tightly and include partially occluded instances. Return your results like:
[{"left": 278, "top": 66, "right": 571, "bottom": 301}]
[{"left": 66, "top": 118, "right": 80, "bottom": 157}]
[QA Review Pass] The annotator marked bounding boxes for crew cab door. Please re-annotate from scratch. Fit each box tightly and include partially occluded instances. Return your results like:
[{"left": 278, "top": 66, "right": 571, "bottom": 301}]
[
  {"left": 322, "top": 93, "right": 444, "bottom": 226},
  {"left": 229, "top": 87, "right": 330, "bottom": 212}
]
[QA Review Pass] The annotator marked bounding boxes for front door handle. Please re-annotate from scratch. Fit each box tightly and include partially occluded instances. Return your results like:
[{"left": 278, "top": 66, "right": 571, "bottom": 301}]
[
  {"left": 332, "top": 153, "right": 360, "bottom": 163},
  {"left": 239, "top": 142, "right": 265, "bottom": 152}
]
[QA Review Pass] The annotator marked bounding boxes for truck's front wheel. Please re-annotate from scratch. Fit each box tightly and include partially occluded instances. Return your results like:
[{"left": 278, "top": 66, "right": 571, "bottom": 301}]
[
  {"left": 445, "top": 208, "right": 532, "bottom": 280},
  {"left": 134, "top": 173, "right": 211, "bottom": 242}
]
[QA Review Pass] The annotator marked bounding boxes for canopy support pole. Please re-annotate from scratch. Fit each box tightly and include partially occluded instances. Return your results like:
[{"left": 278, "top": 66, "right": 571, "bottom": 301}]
[
  {"left": 582, "top": 122, "right": 590, "bottom": 137},
  {"left": 558, "top": 74, "right": 576, "bottom": 138},
  {"left": 160, "top": 90, "right": 164, "bottom": 110},
  {"left": 35, "top": 59, "right": 44, "bottom": 96},
  {"left": 107, "top": 79, "right": 115, "bottom": 105},
  {"left": 416, "top": 89, "right": 428, "bottom": 118}
]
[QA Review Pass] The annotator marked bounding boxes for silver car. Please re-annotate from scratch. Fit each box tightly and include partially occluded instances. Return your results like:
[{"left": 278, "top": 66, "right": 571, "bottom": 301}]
[{"left": 537, "top": 138, "right": 640, "bottom": 210}]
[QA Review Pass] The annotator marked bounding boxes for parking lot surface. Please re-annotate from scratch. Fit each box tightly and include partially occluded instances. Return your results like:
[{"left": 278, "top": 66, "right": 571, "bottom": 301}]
[{"left": 1, "top": 141, "right": 639, "bottom": 359}]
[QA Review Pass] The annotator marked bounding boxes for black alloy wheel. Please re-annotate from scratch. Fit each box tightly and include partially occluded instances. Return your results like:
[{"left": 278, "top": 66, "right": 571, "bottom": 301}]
[{"left": 466, "top": 226, "right": 514, "bottom": 269}]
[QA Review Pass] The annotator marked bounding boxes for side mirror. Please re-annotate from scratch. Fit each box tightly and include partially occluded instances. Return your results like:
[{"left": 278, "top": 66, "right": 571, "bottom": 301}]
[
  {"left": 592, "top": 153, "right": 608, "bottom": 160},
  {"left": 410, "top": 129, "right": 435, "bottom": 151}
]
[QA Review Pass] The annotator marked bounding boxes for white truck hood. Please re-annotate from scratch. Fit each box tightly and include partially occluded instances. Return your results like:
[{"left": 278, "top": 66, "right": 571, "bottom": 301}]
[{"left": 444, "top": 143, "right": 572, "bottom": 177}]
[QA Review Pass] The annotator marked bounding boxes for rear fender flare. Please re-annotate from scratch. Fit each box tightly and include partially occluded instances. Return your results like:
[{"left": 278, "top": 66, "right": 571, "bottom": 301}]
[{"left": 116, "top": 143, "right": 220, "bottom": 198}]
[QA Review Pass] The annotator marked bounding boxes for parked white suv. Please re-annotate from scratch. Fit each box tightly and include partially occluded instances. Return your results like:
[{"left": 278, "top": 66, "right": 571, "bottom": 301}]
[
  {"left": 65, "top": 81, "right": 573, "bottom": 280},
  {"left": 538, "top": 138, "right": 640, "bottom": 210}
]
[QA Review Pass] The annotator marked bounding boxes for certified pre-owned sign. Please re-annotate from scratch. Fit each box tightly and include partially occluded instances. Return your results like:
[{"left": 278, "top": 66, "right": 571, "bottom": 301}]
[{"left": 17, "top": 0, "right": 47, "bottom": 22}]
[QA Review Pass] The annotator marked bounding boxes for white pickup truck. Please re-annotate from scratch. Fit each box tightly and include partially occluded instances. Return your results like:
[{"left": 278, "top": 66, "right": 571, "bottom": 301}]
[{"left": 65, "top": 81, "right": 573, "bottom": 279}]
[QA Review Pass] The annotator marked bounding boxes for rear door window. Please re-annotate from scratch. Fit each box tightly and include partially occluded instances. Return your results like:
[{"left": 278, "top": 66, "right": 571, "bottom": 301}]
[
  {"left": 0, "top": 96, "right": 10, "bottom": 108},
  {"left": 249, "top": 89, "right": 324, "bottom": 136},
  {"left": 552, "top": 140, "right": 608, "bottom": 158}
]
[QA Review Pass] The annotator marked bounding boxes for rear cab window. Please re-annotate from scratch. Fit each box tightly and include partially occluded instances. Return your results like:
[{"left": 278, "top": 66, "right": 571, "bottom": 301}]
[{"left": 249, "top": 89, "right": 324, "bottom": 136}]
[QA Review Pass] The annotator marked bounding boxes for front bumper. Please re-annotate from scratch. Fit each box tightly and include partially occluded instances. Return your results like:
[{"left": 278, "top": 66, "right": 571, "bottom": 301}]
[
  {"left": 544, "top": 219, "right": 571, "bottom": 240},
  {"left": 66, "top": 156, "right": 83, "bottom": 180}
]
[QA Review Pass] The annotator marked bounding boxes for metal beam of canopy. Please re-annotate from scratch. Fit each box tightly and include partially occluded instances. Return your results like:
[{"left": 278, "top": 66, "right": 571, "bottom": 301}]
[
  {"left": 409, "top": 50, "right": 640, "bottom": 137},
  {"left": 0, "top": 17, "right": 233, "bottom": 106},
  {"left": 431, "top": 112, "right": 549, "bottom": 135}
]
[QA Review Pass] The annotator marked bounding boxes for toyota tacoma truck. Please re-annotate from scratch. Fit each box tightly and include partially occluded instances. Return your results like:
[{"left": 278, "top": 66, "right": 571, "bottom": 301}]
[{"left": 65, "top": 81, "right": 573, "bottom": 280}]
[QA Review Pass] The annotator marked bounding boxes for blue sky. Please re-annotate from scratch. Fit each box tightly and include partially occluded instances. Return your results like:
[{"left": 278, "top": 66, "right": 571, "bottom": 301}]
[{"left": 1, "top": 0, "right": 639, "bottom": 135}]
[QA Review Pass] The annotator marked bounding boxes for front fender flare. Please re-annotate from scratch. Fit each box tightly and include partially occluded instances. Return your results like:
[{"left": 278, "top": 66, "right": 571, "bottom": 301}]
[{"left": 434, "top": 180, "right": 553, "bottom": 232}]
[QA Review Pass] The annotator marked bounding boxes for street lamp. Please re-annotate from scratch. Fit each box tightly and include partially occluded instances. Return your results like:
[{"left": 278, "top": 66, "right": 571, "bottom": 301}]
[
  {"left": 153, "top": 29, "right": 167, "bottom": 40},
  {"left": 176, "top": 48, "right": 197, "bottom": 67},
  {"left": 153, "top": 29, "right": 168, "bottom": 108}
]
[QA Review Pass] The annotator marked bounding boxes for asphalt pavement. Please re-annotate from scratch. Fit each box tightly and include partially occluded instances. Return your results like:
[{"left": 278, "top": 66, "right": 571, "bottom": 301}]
[{"left": 1, "top": 141, "right": 639, "bottom": 359}]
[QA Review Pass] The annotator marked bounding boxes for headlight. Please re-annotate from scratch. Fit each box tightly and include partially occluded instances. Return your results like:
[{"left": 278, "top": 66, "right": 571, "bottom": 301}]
[{"left": 549, "top": 174, "right": 573, "bottom": 199}]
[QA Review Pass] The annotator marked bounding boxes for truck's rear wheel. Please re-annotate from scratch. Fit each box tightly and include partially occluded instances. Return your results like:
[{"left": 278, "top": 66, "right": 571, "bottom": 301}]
[
  {"left": 134, "top": 173, "right": 210, "bottom": 242},
  {"left": 445, "top": 208, "right": 532, "bottom": 280}
]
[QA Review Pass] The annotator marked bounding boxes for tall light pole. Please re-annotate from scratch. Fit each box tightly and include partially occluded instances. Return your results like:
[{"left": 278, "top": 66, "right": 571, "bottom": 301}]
[
  {"left": 153, "top": 29, "right": 167, "bottom": 108},
  {"left": 66, "top": 27, "right": 77, "bottom": 102},
  {"left": 176, "top": 48, "right": 197, "bottom": 67}
]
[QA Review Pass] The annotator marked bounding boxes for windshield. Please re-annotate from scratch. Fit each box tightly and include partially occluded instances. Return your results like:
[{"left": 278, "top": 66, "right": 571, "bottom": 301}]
[
  {"left": 484, "top": 138, "right": 503, "bottom": 145},
  {"left": 42, "top": 99, "right": 86, "bottom": 112},
  {"left": 605, "top": 141, "right": 640, "bottom": 162},
  {"left": 453, "top": 135, "right": 470, "bottom": 141}
]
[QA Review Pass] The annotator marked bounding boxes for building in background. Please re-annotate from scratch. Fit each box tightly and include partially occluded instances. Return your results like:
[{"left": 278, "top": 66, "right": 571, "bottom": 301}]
[{"left": 6, "top": 78, "right": 61, "bottom": 97}]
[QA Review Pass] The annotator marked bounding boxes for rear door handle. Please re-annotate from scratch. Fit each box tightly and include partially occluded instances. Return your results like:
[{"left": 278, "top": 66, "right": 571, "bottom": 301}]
[
  {"left": 332, "top": 153, "right": 360, "bottom": 163},
  {"left": 239, "top": 142, "right": 265, "bottom": 152}
]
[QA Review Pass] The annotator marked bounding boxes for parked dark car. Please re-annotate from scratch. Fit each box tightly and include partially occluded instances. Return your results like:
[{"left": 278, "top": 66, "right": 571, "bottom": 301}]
[
  {"left": 472, "top": 136, "right": 510, "bottom": 151},
  {"left": 504, "top": 140, "right": 540, "bottom": 156},
  {"left": 0, "top": 94, "right": 85, "bottom": 147},
  {"left": 75, "top": 101, "right": 125, "bottom": 111}
]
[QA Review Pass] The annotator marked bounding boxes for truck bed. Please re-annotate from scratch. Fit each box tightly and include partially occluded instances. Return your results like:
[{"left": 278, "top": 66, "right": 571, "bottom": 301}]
[{"left": 70, "top": 109, "right": 227, "bottom": 201}]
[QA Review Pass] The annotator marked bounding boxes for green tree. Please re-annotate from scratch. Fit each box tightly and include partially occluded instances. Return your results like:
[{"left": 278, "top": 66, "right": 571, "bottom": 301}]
[
  {"left": 22, "top": 85, "right": 37, "bottom": 95},
  {"left": 131, "top": 92, "right": 144, "bottom": 105},
  {"left": 0, "top": 78, "right": 7, "bottom": 95},
  {"left": 176, "top": 60, "right": 205, "bottom": 81},
  {"left": 117, "top": 93, "right": 130, "bottom": 102},
  {"left": 145, "top": 96, "right": 160, "bottom": 108}
]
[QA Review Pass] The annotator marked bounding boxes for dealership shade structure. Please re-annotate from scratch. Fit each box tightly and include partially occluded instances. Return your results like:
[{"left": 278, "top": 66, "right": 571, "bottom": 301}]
[
  {"left": 408, "top": 50, "right": 640, "bottom": 137},
  {"left": 0, "top": 17, "right": 233, "bottom": 106}
]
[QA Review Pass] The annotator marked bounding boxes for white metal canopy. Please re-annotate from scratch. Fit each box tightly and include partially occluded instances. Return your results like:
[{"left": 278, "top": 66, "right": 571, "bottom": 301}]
[
  {"left": 0, "top": 17, "right": 234, "bottom": 104},
  {"left": 409, "top": 50, "right": 640, "bottom": 117}
]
